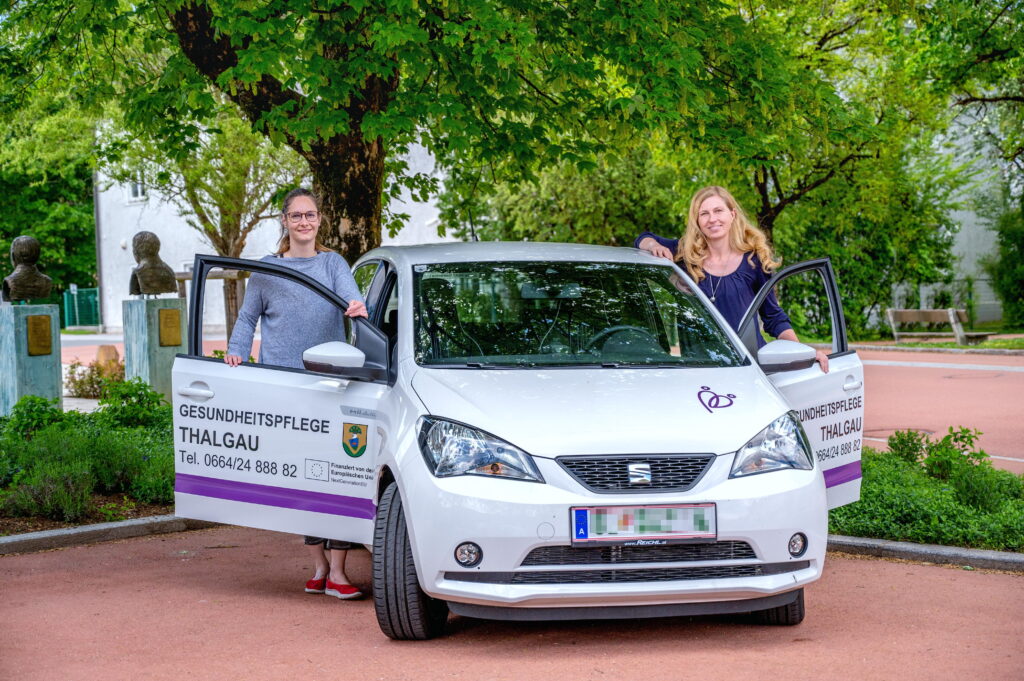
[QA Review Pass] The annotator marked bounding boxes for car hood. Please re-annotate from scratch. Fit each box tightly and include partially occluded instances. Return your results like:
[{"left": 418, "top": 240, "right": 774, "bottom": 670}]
[{"left": 409, "top": 365, "right": 789, "bottom": 458}]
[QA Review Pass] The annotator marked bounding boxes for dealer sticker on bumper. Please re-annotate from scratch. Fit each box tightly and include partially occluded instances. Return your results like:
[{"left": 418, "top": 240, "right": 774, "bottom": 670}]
[{"left": 571, "top": 503, "right": 716, "bottom": 545}]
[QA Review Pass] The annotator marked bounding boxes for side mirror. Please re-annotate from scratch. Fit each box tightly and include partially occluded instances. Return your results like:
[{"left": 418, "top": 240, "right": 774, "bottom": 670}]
[
  {"left": 757, "top": 340, "right": 816, "bottom": 374},
  {"left": 302, "top": 341, "right": 366, "bottom": 374}
]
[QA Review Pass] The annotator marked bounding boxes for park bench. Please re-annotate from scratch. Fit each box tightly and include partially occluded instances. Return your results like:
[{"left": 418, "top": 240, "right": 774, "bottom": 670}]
[{"left": 885, "top": 308, "right": 991, "bottom": 345}]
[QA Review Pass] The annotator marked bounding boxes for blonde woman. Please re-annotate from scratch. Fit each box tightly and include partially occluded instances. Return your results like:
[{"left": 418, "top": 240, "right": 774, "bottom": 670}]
[{"left": 635, "top": 185, "right": 828, "bottom": 371}]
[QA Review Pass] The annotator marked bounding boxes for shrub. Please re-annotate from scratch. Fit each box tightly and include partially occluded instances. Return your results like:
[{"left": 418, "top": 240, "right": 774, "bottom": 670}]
[
  {"left": 2, "top": 458, "right": 94, "bottom": 522},
  {"left": 951, "top": 463, "right": 1024, "bottom": 513},
  {"left": 65, "top": 358, "right": 125, "bottom": 398},
  {"left": 97, "top": 378, "right": 171, "bottom": 429},
  {"left": 887, "top": 429, "right": 928, "bottom": 465},
  {"left": 831, "top": 429, "right": 1024, "bottom": 551},
  {"left": 0, "top": 449, "right": 17, "bottom": 489},
  {"left": 921, "top": 427, "right": 987, "bottom": 480},
  {"left": 130, "top": 450, "right": 175, "bottom": 504},
  {"left": 5, "top": 395, "right": 63, "bottom": 438}
]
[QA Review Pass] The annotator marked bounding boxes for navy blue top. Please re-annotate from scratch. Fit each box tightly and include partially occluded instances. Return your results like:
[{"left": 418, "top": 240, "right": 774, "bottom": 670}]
[{"left": 635, "top": 231, "right": 792, "bottom": 346}]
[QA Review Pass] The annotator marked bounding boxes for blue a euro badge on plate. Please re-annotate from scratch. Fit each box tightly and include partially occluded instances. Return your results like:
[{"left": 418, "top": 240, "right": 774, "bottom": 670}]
[
  {"left": 574, "top": 509, "right": 589, "bottom": 539},
  {"left": 570, "top": 503, "right": 716, "bottom": 545}
]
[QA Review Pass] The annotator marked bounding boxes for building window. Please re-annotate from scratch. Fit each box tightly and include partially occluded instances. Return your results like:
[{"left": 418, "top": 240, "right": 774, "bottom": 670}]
[{"left": 127, "top": 173, "right": 147, "bottom": 202}]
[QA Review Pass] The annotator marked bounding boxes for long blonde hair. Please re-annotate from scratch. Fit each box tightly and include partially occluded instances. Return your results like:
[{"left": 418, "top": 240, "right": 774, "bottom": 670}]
[
  {"left": 275, "top": 188, "right": 335, "bottom": 255},
  {"left": 675, "top": 185, "right": 778, "bottom": 283}
]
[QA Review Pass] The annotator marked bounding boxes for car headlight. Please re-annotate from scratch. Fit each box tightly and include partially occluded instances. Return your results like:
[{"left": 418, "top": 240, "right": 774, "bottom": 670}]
[
  {"left": 730, "top": 411, "right": 813, "bottom": 478},
  {"left": 418, "top": 417, "right": 544, "bottom": 482}
]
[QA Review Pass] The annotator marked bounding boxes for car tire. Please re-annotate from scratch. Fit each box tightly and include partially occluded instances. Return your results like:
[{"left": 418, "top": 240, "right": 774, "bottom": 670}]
[
  {"left": 372, "top": 482, "right": 449, "bottom": 640},
  {"left": 753, "top": 588, "right": 805, "bottom": 625}
]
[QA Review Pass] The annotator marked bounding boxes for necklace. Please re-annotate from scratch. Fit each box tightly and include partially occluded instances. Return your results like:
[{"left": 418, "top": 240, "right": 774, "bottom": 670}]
[{"left": 708, "top": 273, "right": 722, "bottom": 303}]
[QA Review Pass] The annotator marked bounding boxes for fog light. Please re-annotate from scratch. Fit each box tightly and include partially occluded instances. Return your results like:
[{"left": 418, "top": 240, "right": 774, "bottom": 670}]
[
  {"left": 454, "top": 542, "right": 483, "bottom": 567},
  {"left": 788, "top": 533, "right": 808, "bottom": 558}
]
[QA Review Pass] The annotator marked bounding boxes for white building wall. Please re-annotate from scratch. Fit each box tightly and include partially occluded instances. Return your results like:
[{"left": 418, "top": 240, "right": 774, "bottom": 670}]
[
  {"left": 95, "top": 146, "right": 456, "bottom": 333},
  {"left": 949, "top": 206, "right": 1001, "bottom": 323}
]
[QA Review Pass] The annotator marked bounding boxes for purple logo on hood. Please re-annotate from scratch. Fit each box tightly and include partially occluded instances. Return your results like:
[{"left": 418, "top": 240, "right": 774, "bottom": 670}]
[{"left": 698, "top": 386, "right": 735, "bottom": 413}]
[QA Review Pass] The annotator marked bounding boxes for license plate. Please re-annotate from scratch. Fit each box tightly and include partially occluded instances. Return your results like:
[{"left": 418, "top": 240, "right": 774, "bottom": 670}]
[{"left": 571, "top": 503, "right": 716, "bottom": 545}]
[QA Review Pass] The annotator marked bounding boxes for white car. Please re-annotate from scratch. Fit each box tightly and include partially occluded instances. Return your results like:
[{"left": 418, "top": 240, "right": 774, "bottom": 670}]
[{"left": 173, "top": 242, "right": 864, "bottom": 639}]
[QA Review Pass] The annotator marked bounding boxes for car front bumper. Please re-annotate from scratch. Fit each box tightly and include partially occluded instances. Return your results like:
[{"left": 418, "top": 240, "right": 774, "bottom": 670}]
[{"left": 399, "top": 452, "right": 827, "bottom": 613}]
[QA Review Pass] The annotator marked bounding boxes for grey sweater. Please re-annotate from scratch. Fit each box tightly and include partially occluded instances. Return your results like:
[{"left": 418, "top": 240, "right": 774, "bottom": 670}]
[{"left": 227, "top": 252, "right": 364, "bottom": 369}]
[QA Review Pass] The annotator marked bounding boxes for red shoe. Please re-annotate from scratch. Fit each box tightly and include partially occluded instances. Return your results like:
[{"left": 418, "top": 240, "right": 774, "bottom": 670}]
[
  {"left": 325, "top": 579, "right": 363, "bottom": 600},
  {"left": 304, "top": 576, "right": 327, "bottom": 594}
]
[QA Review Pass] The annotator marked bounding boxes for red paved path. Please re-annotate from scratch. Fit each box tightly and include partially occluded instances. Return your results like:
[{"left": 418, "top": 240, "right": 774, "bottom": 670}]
[
  {"left": 858, "top": 350, "right": 1024, "bottom": 475},
  {"left": 2, "top": 526, "right": 1021, "bottom": 681}
]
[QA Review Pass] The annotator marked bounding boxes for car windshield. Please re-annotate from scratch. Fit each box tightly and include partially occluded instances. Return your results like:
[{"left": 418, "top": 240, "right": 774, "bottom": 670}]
[{"left": 413, "top": 261, "right": 747, "bottom": 368}]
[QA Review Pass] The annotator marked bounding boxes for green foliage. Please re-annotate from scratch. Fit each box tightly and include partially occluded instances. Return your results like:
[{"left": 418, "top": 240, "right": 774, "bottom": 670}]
[
  {"left": 887, "top": 429, "right": 929, "bottom": 466},
  {"left": 101, "top": 103, "right": 308, "bottom": 259},
  {"left": 2, "top": 0, "right": 867, "bottom": 258},
  {"left": 921, "top": 427, "right": 986, "bottom": 481},
  {"left": 97, "top": 495, "right": 137, "bottom": 523},
  {"left": 0, "top": 448, "right": 19, "bottom": 489},
  {"left": 443, "top": 146, "right": 684, "bottom": 246},
  {"left": 129, "top": 450, "right": 175, "bottom": 505},
  {"left": 829, "top": 428, "right": 1024, "bottom": 551},
  {"left": 64, "top": 358, "right": 126, "bottom": 399},
  {"left": 0, "top": 390, "right": 175, "bottom": 522},
  {"left": 97, "top": 378, "right": 171, "bottom": 429},
  {"left": 0, "top": 91, "right": 96, "bottom": 306},
  {"left": 980, "top": 197, "right": 1024, "bottom": 327},
  {"left": 5, "top": 396, "right": 63, "bottom": 438},
  {"left": 2, "top": 458, "right": 94, "bottom": 522},
  {"left": 906, "top": 1, "right": 1024, "bottom": 169}
]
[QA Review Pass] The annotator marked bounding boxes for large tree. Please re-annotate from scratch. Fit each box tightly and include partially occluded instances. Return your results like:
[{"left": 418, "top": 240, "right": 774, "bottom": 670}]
[
  {"left": 2, "top": 0, "right": 855, "bottom": 260},
  {"left": 436, "top": 1, "right": 969, "bottom": 334},
  {"left": 102, "top": 103, "right": 309, "bottom": 335},
  {"left": 909, "top": 0, "right": 1024, "bottom": 171},
  {"left": 0, "top": 92, "right": 97, "bottom": 308}
]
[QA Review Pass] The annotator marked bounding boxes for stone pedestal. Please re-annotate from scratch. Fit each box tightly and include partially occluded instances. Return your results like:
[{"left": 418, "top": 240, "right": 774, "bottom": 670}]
[
  {"left": 0, "top": 303, "right": 62, "bottom": 416},
  {"left": 123, "top": 298, "right": 187, "bottom": 401}
]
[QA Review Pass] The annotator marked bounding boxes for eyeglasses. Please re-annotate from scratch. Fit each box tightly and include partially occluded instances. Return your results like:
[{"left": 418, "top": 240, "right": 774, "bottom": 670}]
[{"left": 285, "top": 211, "right": 320, "bottom": 223}]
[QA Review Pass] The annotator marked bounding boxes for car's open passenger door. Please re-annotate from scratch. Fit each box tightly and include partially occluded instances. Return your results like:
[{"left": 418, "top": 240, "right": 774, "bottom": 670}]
[
  {"left": 172, "top": 255, "right": 389, "bottom": 543},
  {"left": 737, "top": 258, "right": 864, "bottom": 509}
]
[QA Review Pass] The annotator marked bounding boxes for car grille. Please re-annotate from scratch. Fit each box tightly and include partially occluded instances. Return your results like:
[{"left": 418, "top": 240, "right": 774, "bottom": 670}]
[
  {"left": 556, "top": 454, "right": 715, "bottom": 493},
  {"left": 520, "top": 541, "right": 756, "bottom": 566},
  {"left": 444, "top": 561, "right": 808, "bottom": 585}
]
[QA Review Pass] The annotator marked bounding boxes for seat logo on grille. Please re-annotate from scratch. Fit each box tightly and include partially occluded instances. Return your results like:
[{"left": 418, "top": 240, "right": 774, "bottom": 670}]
[{"left": 628, "top": 463, "right": 652, "bottom": 485}]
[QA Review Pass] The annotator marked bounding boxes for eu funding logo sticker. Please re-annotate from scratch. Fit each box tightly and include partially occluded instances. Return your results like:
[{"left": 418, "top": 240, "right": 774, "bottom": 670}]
[
  {"left": 305, "top": 459, "right": 329, "bottom": 481},
  {"left": 343, "top": 423, "right": 367, "bottom": 458}
]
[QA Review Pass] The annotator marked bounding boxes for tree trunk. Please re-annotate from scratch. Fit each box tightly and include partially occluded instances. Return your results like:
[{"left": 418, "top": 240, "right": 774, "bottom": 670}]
[
  {"left": 223, "top": 276, "right": 243, "bottom": 342},
  {"left": 307, "top": 133, "right": 386, "bottom": 261},
  {"left": 168, "top": 2, "right": 397, "bottom": 263},
  {"left": 756, "top": 209, "right": 776, "bottom": 245}
]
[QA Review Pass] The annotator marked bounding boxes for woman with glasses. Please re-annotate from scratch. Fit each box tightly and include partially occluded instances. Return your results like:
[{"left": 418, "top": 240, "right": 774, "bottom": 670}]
[
  {"left": 226, "top": 187, "right": 369, "bottom": 600},
  {"left": 635, "top": 185, "right": 828, "bottom": 371}
]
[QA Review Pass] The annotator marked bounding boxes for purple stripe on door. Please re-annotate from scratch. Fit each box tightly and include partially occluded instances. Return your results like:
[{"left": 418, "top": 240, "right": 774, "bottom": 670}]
[
  {"left": 175, "top": 473, "right": 376, "bottom": 519},
  {"left": 823, "top": 460, "right": 862, "bottom": 488}
]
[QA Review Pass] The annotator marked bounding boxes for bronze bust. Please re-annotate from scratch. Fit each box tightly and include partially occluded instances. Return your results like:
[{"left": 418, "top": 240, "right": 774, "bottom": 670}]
[
  {"left": 128, "top": 231, "right": 177, "bottom": 295},
  {"left": 2, "top": 236, "right": 53, "bottom": 302}
]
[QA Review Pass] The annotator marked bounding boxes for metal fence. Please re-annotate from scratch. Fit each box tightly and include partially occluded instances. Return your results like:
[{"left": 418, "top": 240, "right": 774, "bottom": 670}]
[{"left": 62, "top": 287, "right": 101, "bottom": 327}]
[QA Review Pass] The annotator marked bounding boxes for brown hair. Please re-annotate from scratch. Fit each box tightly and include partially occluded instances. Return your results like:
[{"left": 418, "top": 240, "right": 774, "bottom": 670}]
[
  {"left": 675, "top": 185, "right": 779, "bottom": 283},
  {"left": 275, "top": 188, "right": 334, "bottom": 255}
]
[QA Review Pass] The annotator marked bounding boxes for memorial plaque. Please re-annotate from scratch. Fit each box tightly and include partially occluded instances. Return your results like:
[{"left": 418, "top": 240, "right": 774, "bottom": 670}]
[
  {"left": 158, "top": 308, "right": 182, "bottom": 347},
  {"left": 26, "top": 315, "right": 52, "bottom": 356}
]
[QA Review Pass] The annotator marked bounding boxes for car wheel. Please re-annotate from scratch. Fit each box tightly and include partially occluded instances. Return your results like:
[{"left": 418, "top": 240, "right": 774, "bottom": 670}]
[
  {"left": 753, "top": 588, "right": 805, "bottom": 625},
  {"left": 372, "top": 482, "right": 449, "bottom": 640}
]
